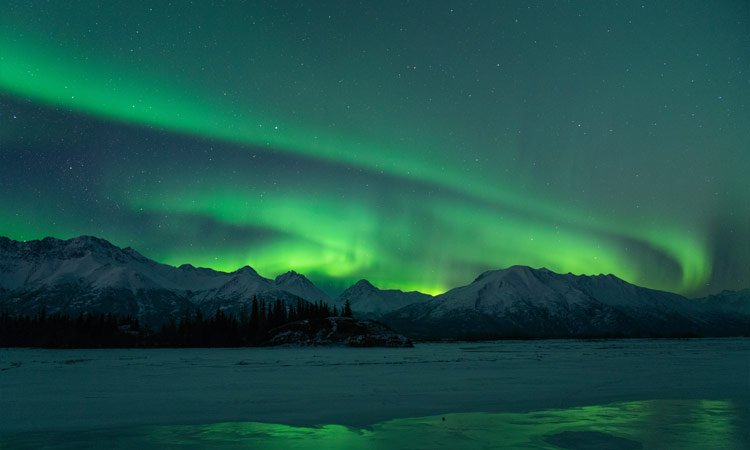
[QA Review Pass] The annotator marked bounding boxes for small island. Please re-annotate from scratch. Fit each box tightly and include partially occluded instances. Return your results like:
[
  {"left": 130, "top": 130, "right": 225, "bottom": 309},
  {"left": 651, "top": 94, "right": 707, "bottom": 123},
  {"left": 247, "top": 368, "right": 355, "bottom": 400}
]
[{"left": 268, "top": 317, "right": 413, "bottom": 347}]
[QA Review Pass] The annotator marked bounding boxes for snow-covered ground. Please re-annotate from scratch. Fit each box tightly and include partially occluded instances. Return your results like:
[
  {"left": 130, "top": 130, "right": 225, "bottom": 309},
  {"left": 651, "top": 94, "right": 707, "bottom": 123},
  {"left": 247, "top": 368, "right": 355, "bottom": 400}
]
[{"left": 1, "top": 339, "right": 748, "bottom": 448}]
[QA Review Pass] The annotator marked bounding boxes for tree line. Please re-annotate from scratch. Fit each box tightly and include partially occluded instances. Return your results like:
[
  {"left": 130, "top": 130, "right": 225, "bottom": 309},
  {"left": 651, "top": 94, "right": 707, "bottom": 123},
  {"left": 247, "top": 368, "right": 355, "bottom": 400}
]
[{"left": 0, "top": 297, "right": 354, "bottom": 348}]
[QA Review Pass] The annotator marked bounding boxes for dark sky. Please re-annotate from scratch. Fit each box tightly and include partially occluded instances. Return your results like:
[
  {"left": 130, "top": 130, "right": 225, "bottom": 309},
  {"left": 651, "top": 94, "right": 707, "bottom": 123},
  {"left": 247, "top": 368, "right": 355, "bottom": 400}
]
[{"left": 0, "top": 0, "right": 748, "bottom": 297}]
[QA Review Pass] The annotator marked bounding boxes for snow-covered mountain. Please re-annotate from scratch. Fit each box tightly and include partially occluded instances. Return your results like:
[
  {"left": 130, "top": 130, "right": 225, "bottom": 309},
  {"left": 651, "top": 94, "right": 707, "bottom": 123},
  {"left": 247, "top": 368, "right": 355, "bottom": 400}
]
[
  {"left": 337, "top": 279, "right": 432, "bottom": 318},
  {"left": 381, "top": 265, "right": 750, "bottom": 338},
  {"left": 274, "top": 271, "right": 331, "bottom": 304},
  {"left": 0, "top": 236, "right": 330, "bottom": 324}
]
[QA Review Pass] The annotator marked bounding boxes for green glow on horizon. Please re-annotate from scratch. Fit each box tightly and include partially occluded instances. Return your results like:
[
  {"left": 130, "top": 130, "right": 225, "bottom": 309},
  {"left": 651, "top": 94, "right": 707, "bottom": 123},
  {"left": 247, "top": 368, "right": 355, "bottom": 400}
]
[{"left": 129, "top": 190, "right": 450, "bottom": 294}]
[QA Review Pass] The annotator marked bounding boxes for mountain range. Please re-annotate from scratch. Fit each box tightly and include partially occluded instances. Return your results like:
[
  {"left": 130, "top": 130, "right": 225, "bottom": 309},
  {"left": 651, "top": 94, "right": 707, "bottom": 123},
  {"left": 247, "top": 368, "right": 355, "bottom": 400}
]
[
  {"left": 380, "top": 266, "right": 749, "bottom": 338},
  {"left": 1, "top": 235, "right": 748, "bottom": 338},
  {"left": 0, "top": 236, "right": 329, "bottom": 325}
]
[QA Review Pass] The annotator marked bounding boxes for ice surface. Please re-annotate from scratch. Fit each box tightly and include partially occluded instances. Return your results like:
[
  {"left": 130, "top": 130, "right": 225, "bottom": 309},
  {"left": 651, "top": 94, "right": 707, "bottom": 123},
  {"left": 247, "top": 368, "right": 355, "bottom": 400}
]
[{"left": 1, "top": 338, "right": 748, "bottom": 437}]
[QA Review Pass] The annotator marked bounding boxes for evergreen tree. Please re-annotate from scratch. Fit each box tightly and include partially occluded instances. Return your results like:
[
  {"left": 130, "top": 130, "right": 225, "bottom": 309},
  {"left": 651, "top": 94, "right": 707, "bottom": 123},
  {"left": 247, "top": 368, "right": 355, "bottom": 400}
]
[
  {"left": 250, "top": 296, "right": 259, "bottom": 328},
  {"left": 343, "top": 299, "right": 353, "bottom": 318},
  {"left": 0, "top": 295, "right": 348, "bottom": 348}
]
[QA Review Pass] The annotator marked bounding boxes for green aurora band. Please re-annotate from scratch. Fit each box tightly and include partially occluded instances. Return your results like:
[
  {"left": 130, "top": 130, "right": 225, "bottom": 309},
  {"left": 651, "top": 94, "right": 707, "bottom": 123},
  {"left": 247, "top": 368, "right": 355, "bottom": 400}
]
[{"left": 1, "top": 1, "right": 747, "bottom": 295}]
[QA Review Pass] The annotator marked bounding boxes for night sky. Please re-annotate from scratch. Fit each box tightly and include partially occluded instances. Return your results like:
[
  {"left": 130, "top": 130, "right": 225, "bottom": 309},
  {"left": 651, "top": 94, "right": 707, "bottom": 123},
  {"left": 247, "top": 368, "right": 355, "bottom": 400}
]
[{"left": 1, "top": 1, "right": 748, "bottom": 297}]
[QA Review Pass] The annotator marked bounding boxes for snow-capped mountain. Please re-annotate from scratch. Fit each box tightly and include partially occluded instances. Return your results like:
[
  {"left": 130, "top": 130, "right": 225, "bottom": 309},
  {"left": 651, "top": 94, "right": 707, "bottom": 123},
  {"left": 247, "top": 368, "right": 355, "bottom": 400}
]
[
  {"left": 381, "top": 265, "right": 750, "bottom": 338},
  {"left": 0, "top": 236, "right": 331, "bottom": 324},
  {"left": 337, "top": 279, "right": 432, "bottom": 318},
  {"left": 274, "top": 271, "right": 331, "bottom": 304}
]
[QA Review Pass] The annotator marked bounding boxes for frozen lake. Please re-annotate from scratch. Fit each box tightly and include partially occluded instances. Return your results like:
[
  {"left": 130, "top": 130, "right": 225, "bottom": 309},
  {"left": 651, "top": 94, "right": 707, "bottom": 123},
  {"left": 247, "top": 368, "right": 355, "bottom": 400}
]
[{"left": 1, "top": 339, "right": 749, "bottom": 449}]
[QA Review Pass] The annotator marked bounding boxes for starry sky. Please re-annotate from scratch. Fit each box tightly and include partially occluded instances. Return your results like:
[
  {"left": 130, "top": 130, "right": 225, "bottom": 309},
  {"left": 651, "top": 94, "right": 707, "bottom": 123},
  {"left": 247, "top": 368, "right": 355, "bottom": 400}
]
[{"left": 0, "top": 0, "right": 748, "bottom": 297}]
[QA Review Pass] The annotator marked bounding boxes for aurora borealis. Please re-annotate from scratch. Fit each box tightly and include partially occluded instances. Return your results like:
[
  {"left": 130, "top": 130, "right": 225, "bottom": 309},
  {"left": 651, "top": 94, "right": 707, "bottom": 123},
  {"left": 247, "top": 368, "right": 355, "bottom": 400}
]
[{"left": 0, "top": 1, "right": 748, "bottom": 296}]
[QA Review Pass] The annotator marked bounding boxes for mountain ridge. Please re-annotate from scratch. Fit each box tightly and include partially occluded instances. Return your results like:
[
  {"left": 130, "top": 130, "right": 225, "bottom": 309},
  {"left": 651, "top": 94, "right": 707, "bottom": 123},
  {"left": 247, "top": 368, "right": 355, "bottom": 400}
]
[
  {"left": 0, "top": 235, "right": 331, "bottom": 324},
  {"left": 380, "top": 265, "right": 748, "bottom": 338},
  {"left": 1, "top": 235, "right": 748, "bottom": 338}
]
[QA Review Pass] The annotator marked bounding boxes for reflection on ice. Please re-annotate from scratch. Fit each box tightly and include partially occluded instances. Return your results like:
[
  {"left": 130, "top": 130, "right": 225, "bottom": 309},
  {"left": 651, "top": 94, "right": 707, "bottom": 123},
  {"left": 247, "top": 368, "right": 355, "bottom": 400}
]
[
  {"left": 1, "top": 399, "right": 746, "bottom": 450},
  {"left": 544, "top": 431, "right": 642, "bottom": 450}
]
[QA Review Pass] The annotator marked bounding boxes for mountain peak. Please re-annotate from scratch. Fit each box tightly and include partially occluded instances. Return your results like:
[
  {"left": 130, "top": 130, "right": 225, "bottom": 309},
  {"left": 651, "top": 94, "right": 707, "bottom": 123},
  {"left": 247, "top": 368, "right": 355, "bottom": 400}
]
[
  {"left": 353, "top": 279, "right": 376, "bottom": 290},
  {"left": 339, "top": 279, "right": 379, "bottom": 298},
  {"left": 271, "top": 270, "right": 331, "bottom": 303},
  {"left": 40, "top": 235, "right": 133, "bottom": 260},
  {"left": 234, "top": 265, "right": 261, "bottom": 277},
  {"left": 338, "top": 279, "right": 431, "bottom": 316},
  {"left": 473, "top": 265, "right": 540, "bottom": 283},
  {"left": 275, "top": 270, "right": 312, "bottom": 285},
  {"left": 595, "top": 273, "right": 625, "bottom": 283},
  {"left": 66, "top": 235, "right": 118, "bottom": 249},
  {"left": 506, "top": 265, "right": 554, "bottom": 274}
]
